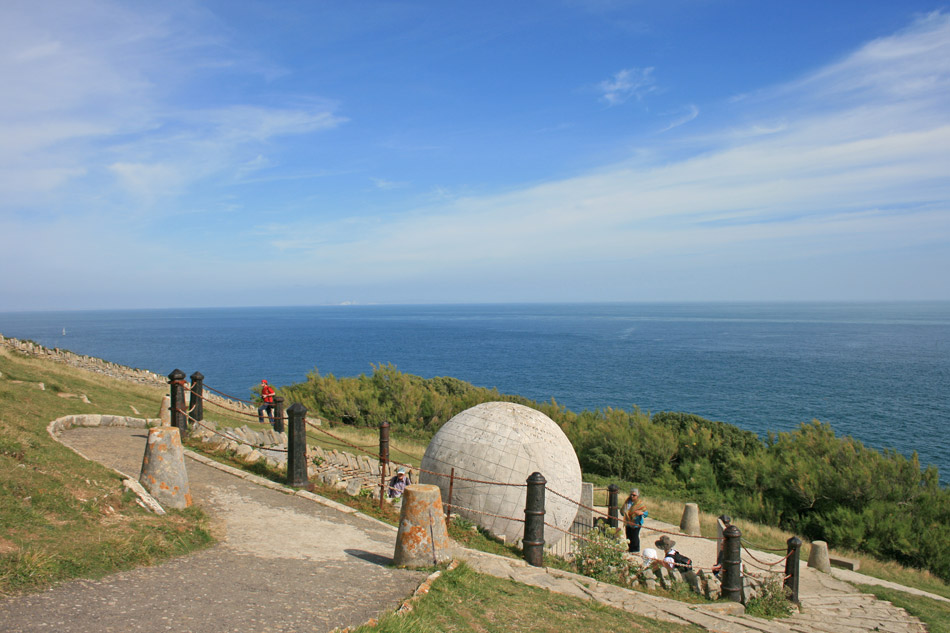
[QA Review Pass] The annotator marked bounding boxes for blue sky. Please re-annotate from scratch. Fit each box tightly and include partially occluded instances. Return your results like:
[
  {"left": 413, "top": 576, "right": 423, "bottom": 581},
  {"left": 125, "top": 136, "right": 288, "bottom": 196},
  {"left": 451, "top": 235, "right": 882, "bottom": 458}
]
[{"left": 2, "top": 1, "right": 949, "bottom": 310}]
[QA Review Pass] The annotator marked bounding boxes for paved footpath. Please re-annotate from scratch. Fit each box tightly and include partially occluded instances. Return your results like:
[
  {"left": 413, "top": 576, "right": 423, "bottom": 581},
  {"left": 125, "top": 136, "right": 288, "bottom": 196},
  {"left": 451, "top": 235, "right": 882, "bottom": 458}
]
[
  {"left": 0, "top": 425, "right": 936, "bottom": 633},
  {"left": 0, "top": 427, "right": 427, "bottom": 633}
]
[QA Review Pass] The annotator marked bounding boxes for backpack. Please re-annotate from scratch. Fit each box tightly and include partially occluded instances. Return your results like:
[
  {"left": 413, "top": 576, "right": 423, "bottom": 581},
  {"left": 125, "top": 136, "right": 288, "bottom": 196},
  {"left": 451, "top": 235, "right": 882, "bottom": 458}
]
[{"left": 670, "top": 550, "right": 692, "bottom": 571}]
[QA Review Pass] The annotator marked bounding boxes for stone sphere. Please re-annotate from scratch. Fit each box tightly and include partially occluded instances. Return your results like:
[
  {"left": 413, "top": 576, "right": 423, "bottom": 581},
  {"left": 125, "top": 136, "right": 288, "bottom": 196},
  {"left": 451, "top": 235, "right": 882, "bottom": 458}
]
[{"left": 419, "top": 401, "right": 582, "bottom": 545}]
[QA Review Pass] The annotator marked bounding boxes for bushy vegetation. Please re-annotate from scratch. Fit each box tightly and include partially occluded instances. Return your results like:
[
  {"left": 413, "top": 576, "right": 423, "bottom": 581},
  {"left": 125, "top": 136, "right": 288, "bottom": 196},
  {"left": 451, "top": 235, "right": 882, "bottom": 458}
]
[{"left": 279, "top": 363, "right": 950, "bottom": 582}]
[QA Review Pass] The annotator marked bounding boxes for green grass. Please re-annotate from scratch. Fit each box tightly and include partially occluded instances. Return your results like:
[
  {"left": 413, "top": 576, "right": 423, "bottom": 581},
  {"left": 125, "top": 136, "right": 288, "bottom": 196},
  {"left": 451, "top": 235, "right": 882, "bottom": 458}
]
[
  {"left": 0, "top": 347, "right": 214, "bottom": 596},
  {"left": 857, "top": 584, "right": 950, "bottom": 633},
  {"left": 352, "top": 562, "right": 704, "bottom": 633}
]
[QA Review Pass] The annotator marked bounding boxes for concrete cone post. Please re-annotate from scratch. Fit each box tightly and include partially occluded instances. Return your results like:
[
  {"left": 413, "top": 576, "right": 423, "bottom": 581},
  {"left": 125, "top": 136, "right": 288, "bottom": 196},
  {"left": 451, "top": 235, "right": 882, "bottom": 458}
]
[
  {"left": 680, "top": 503, "right": 701, "bottom": 536},
  {"left": 393, "top": 484, "right": 452, "bottom": 568},
  {"left": 807, "top": 540, "right": 832, "bottom": 572},
  {"left": 139, "top": 426, "right": 192, "bottom": 509}
]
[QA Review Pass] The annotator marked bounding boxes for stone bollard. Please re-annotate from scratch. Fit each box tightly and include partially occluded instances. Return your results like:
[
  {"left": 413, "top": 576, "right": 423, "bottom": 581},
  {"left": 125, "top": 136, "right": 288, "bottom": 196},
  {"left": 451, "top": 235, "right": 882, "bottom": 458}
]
[
  {"left": 808, "top": 540, "right": 832, "bottom": 573},
  {"left": 393, "top": 484, "right": 453, "bottom": 568},
  {"left": 139, "top": 426, "right": 192, "bottom": 509},
  {"left": 680, "top": 502, "right": 701, "bottom": 536},
  {"left": 159, "top": 394, "right": 171, "bottom": 426}
]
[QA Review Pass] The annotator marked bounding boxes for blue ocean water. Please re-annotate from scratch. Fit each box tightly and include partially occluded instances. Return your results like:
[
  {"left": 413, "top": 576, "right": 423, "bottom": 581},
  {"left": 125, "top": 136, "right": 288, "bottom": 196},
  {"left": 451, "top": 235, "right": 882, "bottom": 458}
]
[{"left": 1, "top": 302, "right": 948, "bottom": 482}]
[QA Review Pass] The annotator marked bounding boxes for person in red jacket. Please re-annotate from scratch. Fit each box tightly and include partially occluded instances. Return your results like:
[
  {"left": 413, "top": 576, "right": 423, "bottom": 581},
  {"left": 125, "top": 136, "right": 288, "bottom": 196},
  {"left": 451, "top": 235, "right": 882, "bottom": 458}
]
[{"left": 258, "top": 379, "right": 276, "bottom": 425}]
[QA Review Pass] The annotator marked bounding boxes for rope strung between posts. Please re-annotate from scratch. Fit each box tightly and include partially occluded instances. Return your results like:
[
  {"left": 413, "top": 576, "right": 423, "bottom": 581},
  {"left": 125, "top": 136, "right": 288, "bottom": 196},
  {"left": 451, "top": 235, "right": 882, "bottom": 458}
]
[
  {"left": 740, "top": 544, "right": 793, "bottom": 568},
  {"left": 739, "top": 538, "right": 788, "bottom": 553},
  {"left": 189, "top": 389, "right": 262, "bottom": 419},
  {"left": 443, "top": 502, "right": 524, "bottom": 523},
  {"left": 178, "top": 407, "right": 289, "bottom": 454},
  {"left": 544, "top": 484, "right": 725, "bottom": 543},
  {"left": 201, "top": 383, "right": 256, "bottom": 405}
]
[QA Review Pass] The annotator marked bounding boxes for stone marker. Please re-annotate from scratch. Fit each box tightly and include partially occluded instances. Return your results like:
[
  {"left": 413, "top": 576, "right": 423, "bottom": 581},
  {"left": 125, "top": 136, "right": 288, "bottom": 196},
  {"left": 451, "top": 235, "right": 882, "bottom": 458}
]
[
  {"left": 159, "top": 394, "right": 171, "bottom": 426},
  {"left": 139, "top": 426, "right": 192, "bottom": 509},
  {"left": 680, "top": 502, "right": 701, "bottom": 536},
  {"left": 393, "top": 484, "right": 453, "bottom": 568},
  {"left": 808, "top": 540, "right": 832, "bottom": 572}
]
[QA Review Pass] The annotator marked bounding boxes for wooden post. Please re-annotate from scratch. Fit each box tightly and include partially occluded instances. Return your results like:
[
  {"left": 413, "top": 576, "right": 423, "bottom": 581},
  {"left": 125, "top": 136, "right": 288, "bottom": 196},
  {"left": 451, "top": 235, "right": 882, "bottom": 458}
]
[
  {"left": 379, "top": 421, "right": 390, "bottom": 509},
  {"left": 446, "top": 467, "right": 455, "bottom": 519},
  {"left": 287, "top": 403, "right": 309, "bottom": 488},
  {"left": 273, "top": 396, "right": 285, "bottom": 434},
  {"left": 189, "top": 371, "right": 204, "bottom": 424},
  {"left": 607, "top": 484, "right": 619, "bottom": 529},
  {"left": 785, "top": 536, "right": 802, "bottom": 604}
]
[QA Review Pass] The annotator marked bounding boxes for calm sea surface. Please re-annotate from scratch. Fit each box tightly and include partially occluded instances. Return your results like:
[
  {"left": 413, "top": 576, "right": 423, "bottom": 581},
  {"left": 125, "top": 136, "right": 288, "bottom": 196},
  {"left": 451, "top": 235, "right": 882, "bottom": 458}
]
[{"left": 1, "top": 302, "right": 948, "bottom": 482}]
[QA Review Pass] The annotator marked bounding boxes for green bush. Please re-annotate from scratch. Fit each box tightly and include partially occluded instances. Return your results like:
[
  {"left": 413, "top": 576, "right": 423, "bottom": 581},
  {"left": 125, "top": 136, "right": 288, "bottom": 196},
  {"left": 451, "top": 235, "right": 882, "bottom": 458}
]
[{"left": 276, "top": 364, "right": 950, "bottom": 582}]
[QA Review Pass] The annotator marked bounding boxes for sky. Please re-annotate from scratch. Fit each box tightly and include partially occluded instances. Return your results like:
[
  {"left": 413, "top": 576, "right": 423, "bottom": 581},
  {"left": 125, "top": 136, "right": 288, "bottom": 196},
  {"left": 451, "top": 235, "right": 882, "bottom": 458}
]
[{"left": 1, "top": 0, "right": 949, "bottom": 310}]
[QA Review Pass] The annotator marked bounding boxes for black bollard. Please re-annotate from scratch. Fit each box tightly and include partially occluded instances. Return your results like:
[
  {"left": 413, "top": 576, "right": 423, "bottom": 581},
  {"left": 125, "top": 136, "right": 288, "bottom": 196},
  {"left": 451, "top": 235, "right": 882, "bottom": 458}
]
[
  {"left": 287, "top": 403, "right": 309, "bottom": 488},
  {"left": 785, "top": 536, "right": 802, "bottom": 604},
  {"left": 168, "top": 369, "right": 187, "bottom": 433},
  {"left": 378, "top": 421, "right": 390, "bottom": 509},
  {"left": 523, "top": 471, "right": 546, "bottom": 567},
  {"left": 189, "top": 371, "right": 204, "bottom": 424},
  {"left": 273, "top": 396, "right": 285, "bottom": 434},
  {"left": 721, "top": 524, "right": 743, "bottom": 602},
  {"left": 607, "top": 484, "right": 619, "bottom": 529}
]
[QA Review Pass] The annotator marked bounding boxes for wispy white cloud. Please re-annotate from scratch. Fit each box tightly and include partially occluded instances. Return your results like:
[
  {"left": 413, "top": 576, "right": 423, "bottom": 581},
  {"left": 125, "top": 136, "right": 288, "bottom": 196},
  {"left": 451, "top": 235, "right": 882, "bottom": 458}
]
[
  {"left": 597, "top": 67, "right": 656, "bottom": 105},
  {"left": 657, "top": 104, "right": 699, "bottom": 133},
  {"left": 264, "top": 13, "right": 950, "bottom": 295},
  {"left": 0, "top": 0, "right": 344, "bottom": 216}
]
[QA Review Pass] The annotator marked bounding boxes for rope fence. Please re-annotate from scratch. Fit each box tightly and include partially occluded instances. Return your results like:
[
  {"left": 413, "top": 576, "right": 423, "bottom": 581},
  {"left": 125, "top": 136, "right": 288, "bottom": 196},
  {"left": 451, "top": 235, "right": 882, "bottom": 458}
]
[{"left": 173, "top": 375, "right": 802, "bottom": 603}]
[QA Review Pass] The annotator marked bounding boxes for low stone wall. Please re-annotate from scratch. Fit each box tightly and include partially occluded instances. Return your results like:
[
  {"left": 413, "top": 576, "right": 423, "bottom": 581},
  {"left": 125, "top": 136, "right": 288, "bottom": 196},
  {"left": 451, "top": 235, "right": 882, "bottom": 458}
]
[
  {"left": 190, "top": 422, "right": 411, "bottom": 501},
  {"left": 1, "top": 334, "right": 167, "bottom": 387}
]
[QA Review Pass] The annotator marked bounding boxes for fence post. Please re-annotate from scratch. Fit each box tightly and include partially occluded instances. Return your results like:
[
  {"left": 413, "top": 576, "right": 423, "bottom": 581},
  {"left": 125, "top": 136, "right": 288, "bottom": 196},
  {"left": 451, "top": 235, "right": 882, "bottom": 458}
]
[
  {"left": 524, "top": 471, "right": 546, "bottom": 567},
  {"left": 189, "top": 371, "right": 204, "bottom": 424},
  {"left": 446, "top": 467, "right": 455, "bottom": 519},
  {"left": 721, "top": 524, "right": 743, "bottom": 602},
  {"left": 287, "top": 403, "right": 309, "bottom": 488},
  {"left": 168, "top": 369, "right": 187, "bottom": 434},
  {"left": 785, "top": 536, "right": 802, "bottom": 604},
  {"left": 378, "top": 421, "right": 390, "bottom": 509},
  {"left": 607, "top": 484, "right": 619, "bottom": 529},
  {"left": 273, "top": 396, "right": 285, "bottom": 434}
]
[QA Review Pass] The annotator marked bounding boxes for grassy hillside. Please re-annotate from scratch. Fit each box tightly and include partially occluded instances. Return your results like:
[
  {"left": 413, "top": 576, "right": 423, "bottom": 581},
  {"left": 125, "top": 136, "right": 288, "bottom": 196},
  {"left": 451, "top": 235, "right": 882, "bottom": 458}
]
[{"left": 0, "top": 346, "right": 213, "bottom": 596}]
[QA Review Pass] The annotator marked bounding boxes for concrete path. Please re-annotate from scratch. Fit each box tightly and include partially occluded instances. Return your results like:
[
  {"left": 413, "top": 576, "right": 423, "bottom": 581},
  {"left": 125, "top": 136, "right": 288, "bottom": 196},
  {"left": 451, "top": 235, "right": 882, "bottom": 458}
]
[{"left": 0, "top": 426, "right": 427, "bottom": 633}]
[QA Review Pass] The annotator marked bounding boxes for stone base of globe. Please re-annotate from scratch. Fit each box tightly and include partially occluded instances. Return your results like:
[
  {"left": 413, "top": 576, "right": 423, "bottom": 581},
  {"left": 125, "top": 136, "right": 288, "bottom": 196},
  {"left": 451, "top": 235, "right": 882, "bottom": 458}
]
[{"left": 419, "top": 401, "right": 582, "bottom": 546}]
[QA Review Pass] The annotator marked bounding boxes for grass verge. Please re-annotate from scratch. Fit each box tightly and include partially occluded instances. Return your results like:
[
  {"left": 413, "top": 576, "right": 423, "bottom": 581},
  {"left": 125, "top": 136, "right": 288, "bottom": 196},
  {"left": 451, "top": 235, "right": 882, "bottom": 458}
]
[
  {"left": 352, "top": 561, "right": 704, "bottom": 633},
  {"left": 0, "top": 347, "right": 214, "bottom": 596}
]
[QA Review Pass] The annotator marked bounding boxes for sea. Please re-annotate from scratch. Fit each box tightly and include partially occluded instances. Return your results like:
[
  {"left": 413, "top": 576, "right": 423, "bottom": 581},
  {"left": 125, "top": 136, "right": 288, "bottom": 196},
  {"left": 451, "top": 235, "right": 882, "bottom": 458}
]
[{"left": 1, "top": 302, "right": 948, "bottom": 483}]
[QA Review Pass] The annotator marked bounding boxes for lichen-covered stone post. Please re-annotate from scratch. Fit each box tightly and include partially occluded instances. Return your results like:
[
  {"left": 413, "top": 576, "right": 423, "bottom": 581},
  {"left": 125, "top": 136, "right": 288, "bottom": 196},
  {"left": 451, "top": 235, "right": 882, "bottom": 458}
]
[
  {"left": 721, "top": 524, "right": 743, "bottom": 602},
  {"left": 523, "top": 471, "right": 546, "bottom": 567},
  {"left": 287, "top": 403, "right": 309, "bottom": 488},
  {"left": 272, "top": 396, "right": 285, "bottom": 434},
  {"left": 139, "top": 426, "right": 192, "bottom": 509},
  {"left": 189, "top": 371, "right": 204, "bottom": 424},
  {"left": 168, "top": 369, "right": 187, "bottom": 434},
  {"left": 378, "top": 421, "right": 390, "bottom": 509},
  {"left": 607, "top": 484, "right": 619, "bottom": 529},
  {"left": 393, "top": 484, "right": 452, "bottom": 567},
  {"left": 785, "top": 536, "right": 802, "bottom": 603}
]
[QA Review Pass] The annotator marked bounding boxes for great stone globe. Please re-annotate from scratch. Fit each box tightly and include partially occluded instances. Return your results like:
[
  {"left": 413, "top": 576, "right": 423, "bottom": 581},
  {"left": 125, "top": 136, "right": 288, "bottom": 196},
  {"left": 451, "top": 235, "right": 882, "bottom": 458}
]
[{"left": 419, "top": 401, "right": 582, "bottom": 545}]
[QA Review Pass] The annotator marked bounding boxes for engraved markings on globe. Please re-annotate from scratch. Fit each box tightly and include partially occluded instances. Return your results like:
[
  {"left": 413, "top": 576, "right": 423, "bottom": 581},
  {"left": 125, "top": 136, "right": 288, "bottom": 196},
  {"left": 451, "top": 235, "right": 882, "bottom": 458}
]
[{"left": 420, "top": 402, "right": 582, "bottom": 545}]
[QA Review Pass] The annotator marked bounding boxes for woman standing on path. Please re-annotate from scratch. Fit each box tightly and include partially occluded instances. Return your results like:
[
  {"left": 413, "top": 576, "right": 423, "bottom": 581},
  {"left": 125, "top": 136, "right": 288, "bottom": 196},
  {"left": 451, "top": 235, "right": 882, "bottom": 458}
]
[{"left": 622, "top": 488, "right": 648, "bottom": 553}]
